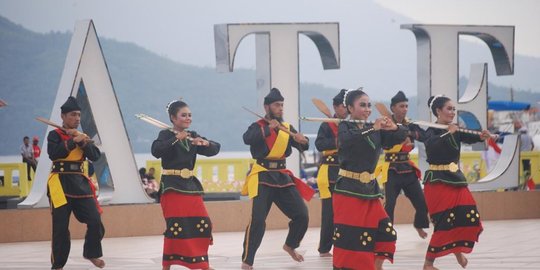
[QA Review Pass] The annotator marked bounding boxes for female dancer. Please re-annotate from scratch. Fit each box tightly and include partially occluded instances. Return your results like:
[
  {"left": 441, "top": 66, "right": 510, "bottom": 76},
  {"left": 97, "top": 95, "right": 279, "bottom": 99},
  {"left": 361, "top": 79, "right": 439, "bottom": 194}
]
[
  {"left": 333, "top": 89, "right": 406, "bottom": 270},
  {"left": 151, "top": 100, "right": 220, "bottom": 270},
  {"left": 422, "top": 95, "right": 490, "bottom": 270}
]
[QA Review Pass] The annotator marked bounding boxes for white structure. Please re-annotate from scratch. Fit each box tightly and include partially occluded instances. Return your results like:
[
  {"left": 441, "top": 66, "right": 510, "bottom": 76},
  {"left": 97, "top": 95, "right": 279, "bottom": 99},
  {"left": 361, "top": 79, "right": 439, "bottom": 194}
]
[
  {"left": 402, "top": 24, "right": 521, "bottom": 190},
  {"left": 214, "top": 23, "right": 340, "bottom": 174},
  {"left": 19, "top": 20, "right": 152, "bottom": 208}
]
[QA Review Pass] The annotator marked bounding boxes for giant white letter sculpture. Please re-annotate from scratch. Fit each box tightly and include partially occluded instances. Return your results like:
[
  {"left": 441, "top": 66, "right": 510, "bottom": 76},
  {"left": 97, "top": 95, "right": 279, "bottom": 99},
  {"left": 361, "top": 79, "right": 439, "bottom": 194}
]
[
  {"left": 402, "top": 24, "right": 521, "bottom": 191},
  {"left": 214, "top": 23, "right": 340, "bottom": 174},
  {"left": 20, "top": 20, "right": 152, "bottom": 208}
]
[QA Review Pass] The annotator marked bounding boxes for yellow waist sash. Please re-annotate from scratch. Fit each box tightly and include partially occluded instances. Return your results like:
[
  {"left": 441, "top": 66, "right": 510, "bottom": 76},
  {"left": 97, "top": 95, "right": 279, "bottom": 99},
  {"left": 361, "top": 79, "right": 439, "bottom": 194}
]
[
  {"left": 48, "top": 146, "right": 84, "bottom": 208},
  {"left": 242, "top": 122, "right": 290, "bottom": 198},
  {"left": 316, "top": 149, "right": 338, "bottom": 199},
  {"left": 375, "top": 144, "right": 403, "bottom": 185}
]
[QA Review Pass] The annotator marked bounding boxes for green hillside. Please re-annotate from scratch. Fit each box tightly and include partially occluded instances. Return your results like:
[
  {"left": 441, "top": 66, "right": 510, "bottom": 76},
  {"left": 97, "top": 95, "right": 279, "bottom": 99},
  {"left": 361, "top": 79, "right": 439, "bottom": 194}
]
[{"left": 0, "top": 16, "right": 538, "bottom": 155}]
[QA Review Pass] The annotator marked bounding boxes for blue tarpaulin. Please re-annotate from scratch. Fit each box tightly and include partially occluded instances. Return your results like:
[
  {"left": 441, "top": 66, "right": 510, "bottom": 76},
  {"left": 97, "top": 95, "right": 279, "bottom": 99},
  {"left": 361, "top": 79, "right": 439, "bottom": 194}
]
[
  {"left": 488, "top": 101, "right": 531, "bottom": 111},
  {"left": 458, "top": 101, "right": 531, "bottom": 129}
]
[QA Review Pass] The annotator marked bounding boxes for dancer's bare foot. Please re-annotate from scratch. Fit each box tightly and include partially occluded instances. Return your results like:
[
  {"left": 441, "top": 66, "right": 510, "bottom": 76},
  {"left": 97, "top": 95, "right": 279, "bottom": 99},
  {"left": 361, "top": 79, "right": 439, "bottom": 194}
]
[
  {"left": 375, "top": 258, "right": 384, "bottom": 270},
  {"left": 88, "top": 258, "right": 105, "bottom": 268},
  {"left": 319, "top": 252, "right": 332, "bottom": 257},
  {"left": 162, "top": 266, "right": 171, "bottom": 270},
  {"left": 241, "top": 262, "right": 254, "bottom": 269},
  {"left": 455, "top": 252, "right": 468, "bottom": 268},
  {"left": 423, "top": 260, "right": 439, "bottom": 270},
  {"left": 416, "top": 228, "right": 428, "bottom": 239},
  {"left": 283, "top": 244, "right": 304, "bottom": 262}
]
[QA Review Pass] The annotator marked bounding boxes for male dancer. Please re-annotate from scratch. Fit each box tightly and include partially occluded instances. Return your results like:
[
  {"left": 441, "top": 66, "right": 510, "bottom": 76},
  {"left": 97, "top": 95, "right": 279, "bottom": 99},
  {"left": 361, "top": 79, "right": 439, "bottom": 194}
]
[
  {"left": 47, "top": 96, "right": 105, "bottom": 269},
  {"left": 378, "top": 91, "right": 429, "bottom": 238},
  {"left": 315, "top": 89, "right": 348, "bottom": 256},
  {"left": 241, "top": 88, "right": 313, "bottom": 269}
]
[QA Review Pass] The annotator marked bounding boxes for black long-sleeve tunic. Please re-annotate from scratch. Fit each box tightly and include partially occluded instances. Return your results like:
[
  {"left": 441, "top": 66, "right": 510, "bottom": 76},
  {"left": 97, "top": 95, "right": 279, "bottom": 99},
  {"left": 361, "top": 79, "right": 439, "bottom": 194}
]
[
  {"left": 315, "top": 122, "right": 338, "bottom": 153},
  {"left": 315, "top": 122, "right": 339, "bottom": 182},
  {"left": 423, "top": 127, "right": 484, "bottom": 186},
  {"left": 243, "top": 120, "right": 309, "bottom": 187},
  {"left": 151, "top": 130, "right": 220, "bottom": 194},
  {"left": 335, "top": 121, "right": 407, "bottom": 199},
  {"left": 47, "top": 129, "right": 101, "bottom": 197}
]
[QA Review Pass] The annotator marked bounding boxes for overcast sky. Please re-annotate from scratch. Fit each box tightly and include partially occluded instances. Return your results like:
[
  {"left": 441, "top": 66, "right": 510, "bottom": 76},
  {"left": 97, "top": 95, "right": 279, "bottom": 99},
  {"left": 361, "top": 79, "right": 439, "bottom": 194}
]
[
  {"left": 377, "top": 0, "right": 539, "bottom": 57},
  {"left": 1, "top": 0, "right": 538, "bottom": 96}
]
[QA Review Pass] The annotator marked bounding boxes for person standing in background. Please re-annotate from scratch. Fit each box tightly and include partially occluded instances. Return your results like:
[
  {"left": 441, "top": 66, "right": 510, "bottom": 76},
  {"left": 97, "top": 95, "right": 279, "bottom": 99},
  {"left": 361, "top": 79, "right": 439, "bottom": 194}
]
[
  {"left": 32, "top": 136, "right": 42, "bottom": 164},
  {"left": 20, "top": 136, "right": 35, "bottom": 180}
]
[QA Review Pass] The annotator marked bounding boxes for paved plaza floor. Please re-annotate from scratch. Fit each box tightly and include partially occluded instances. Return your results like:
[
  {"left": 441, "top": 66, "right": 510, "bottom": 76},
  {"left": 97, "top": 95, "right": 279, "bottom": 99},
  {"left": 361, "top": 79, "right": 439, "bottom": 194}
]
[{"left": 0, "top": 219, "right": 539, "bottom": 269}]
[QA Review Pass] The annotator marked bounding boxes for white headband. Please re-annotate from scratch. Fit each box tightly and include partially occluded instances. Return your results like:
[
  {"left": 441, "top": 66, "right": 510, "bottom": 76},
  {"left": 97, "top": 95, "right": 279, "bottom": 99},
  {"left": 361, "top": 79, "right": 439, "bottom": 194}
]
[
  {"left": 166, "top": 100, "right": 180, "bottom": 114},
  {"left": 342, "top": 89, "right": 351, "bottom": 106},
  {"left": 343, "top": 87, "right": 364, "bottom": 107},
  {"left": 429, "top": 94, "right": 444, "bottom": 111}
]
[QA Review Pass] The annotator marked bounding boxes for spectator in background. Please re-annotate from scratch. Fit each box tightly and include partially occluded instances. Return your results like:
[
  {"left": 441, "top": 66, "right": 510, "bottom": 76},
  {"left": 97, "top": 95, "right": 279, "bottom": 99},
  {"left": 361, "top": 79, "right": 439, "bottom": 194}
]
[
  {"left": 139, "top": 167, "right": 147, "bottom": 183},
  {"left": 32, "top": 136, "right": 41, "bottom": 164},
  {"left": 20, "top": 136, "right": 35, "bottom": 180},
  {"left": 147, "top": 167, "right": 156, "bottom": 181},
  {"left": 520, "top": 127, "right": 535, "bottom": 152},
  {"left": 519, "top": 127, "right": 535, "bottom": 188},
  {"left": 144, "top": 167, "right": 159, "bottom": 199}
]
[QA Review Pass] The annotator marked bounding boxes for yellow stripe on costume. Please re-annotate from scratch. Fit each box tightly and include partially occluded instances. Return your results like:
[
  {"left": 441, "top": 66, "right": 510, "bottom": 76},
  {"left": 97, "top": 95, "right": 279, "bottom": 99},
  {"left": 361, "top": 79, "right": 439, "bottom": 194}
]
[
  {"left": 267, "top": 122, "right": 290, "bottom": 159},
  {"left": 242, "top": 163, "right": 266, "bottom": 198},
  {"left": 48, "top": 146, "right": 84, "bottom": 208},
  {"left": 242, "top": 122, "right": 291, "bottom": 198},
  {"left": 48, "top": 174, "right": 67, "bottom": 208},
  {"left": 318, "top": 148, "right": 337, "bottom": 198},
  {"left": 316, "top": 164, "right": 331, "bottom": 199},
  {"left": 375, "top": 144, "right": 403, "bottom": 185},
  {"left": 59, "top": 145, "right": 84, "bottom": 161}
]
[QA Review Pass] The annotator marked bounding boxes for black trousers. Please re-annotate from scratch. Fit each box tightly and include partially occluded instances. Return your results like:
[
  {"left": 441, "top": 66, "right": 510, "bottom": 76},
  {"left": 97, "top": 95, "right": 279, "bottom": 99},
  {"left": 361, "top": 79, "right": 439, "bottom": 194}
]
[
  {"left": 23, "top": 159, "right": 35, "bottom": 180},
  {"left": 242, "top": 185, "right": 309, "bottom": 266},
  {"left": 318, "top": 182, "right": 335, "bottom": 254},
  {"left": 522, "top": 160, "right": 531, "bottom": 176},
  {"left": 50, "top": 197, "right": 105, "bottom": 269},
  {"left": 384, "top": 170, "right": 429, "bottom": 229}
]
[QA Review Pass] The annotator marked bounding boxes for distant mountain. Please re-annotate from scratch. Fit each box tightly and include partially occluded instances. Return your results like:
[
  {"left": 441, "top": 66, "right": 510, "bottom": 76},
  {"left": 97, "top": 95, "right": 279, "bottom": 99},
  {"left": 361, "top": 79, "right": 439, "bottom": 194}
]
[{"left": 0, "top": 16, "right": 538, "bottom": 155}]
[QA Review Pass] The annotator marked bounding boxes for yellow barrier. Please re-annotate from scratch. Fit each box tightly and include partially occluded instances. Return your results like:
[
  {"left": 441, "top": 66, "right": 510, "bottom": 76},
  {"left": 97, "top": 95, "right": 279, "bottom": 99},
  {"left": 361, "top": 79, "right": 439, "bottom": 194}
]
[
  {"left": 146, "top": 152, "right": 540, "bottom": 192},
  {"left": 377, "top": 151, "right": 540, "bottom": 184},
  {"left": 2, "top": 151, "right": 538, "bottom": 198},
  {"left": 146, "top": 158, "right": 254, "bottom": 192},
  {"left": 521, "top": 151, "right": 540, "bottom": 184},
  {"left": 0, "top": 163, "right": 33, "bottom": 197}
]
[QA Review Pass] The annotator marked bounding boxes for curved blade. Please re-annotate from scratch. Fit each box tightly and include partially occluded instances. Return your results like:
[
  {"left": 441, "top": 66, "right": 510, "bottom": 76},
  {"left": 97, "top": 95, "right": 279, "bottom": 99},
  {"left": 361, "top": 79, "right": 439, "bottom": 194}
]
[
  {"left": 135, "top": 114, "right": 170, "bottom": 129},
  {"left": 374, "top": 102, "right": 392, "bottom": 118},
  {"left": 35, "top": 117, "right": 64, "bottom": 130},
  {"left": 311, "top": 98, "right": 333, "bottom": 118}
]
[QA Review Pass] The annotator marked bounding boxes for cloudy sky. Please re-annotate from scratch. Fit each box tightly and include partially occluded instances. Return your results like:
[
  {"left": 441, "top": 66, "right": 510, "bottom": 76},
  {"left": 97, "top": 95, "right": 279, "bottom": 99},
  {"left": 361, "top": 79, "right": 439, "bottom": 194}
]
[
  {"left": 377, "top": 0, "right": 539, "bottom": 57},
  {"left": 1, "top": 0, "right": 538, "bottom": 98}
]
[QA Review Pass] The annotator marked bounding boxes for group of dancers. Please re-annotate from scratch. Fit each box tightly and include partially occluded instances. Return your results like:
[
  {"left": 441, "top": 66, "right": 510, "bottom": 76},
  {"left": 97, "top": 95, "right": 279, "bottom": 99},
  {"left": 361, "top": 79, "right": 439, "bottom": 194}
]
[{"left": 45, "top": 87, "right": 491, "bottom": 270}]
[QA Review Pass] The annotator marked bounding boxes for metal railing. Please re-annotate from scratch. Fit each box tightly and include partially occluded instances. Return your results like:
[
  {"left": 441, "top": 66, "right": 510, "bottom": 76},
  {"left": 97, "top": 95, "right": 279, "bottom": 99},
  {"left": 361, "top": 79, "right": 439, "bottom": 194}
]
[{"left": 2, "top": 152, "right": 538, "bottom": 198}]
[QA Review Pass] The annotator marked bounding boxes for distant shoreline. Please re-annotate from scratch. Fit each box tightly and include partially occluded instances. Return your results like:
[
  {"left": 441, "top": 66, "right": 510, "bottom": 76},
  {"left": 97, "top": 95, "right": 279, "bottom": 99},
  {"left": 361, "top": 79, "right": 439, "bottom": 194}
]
[{"left": 0, "top": 151, "right": 252, "bottom": 169}]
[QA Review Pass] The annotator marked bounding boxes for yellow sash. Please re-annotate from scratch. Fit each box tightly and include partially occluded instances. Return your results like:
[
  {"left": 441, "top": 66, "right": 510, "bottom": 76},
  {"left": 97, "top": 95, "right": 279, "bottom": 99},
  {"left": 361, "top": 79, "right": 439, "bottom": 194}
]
[
  {"left": 242, "top": 122, "right": 290, "bottom": 198},
  {"left": 316, "top": 164, "right": 331, "bottom": 199},
  {"left": 316, "top": 149, "right": 338, "bottom": 199},
  {"left": 47, "top": 146, "right": 84, "bottom": 208},
  {"left": 374, "top": 144, "right": 402, "bottom": 185}
]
